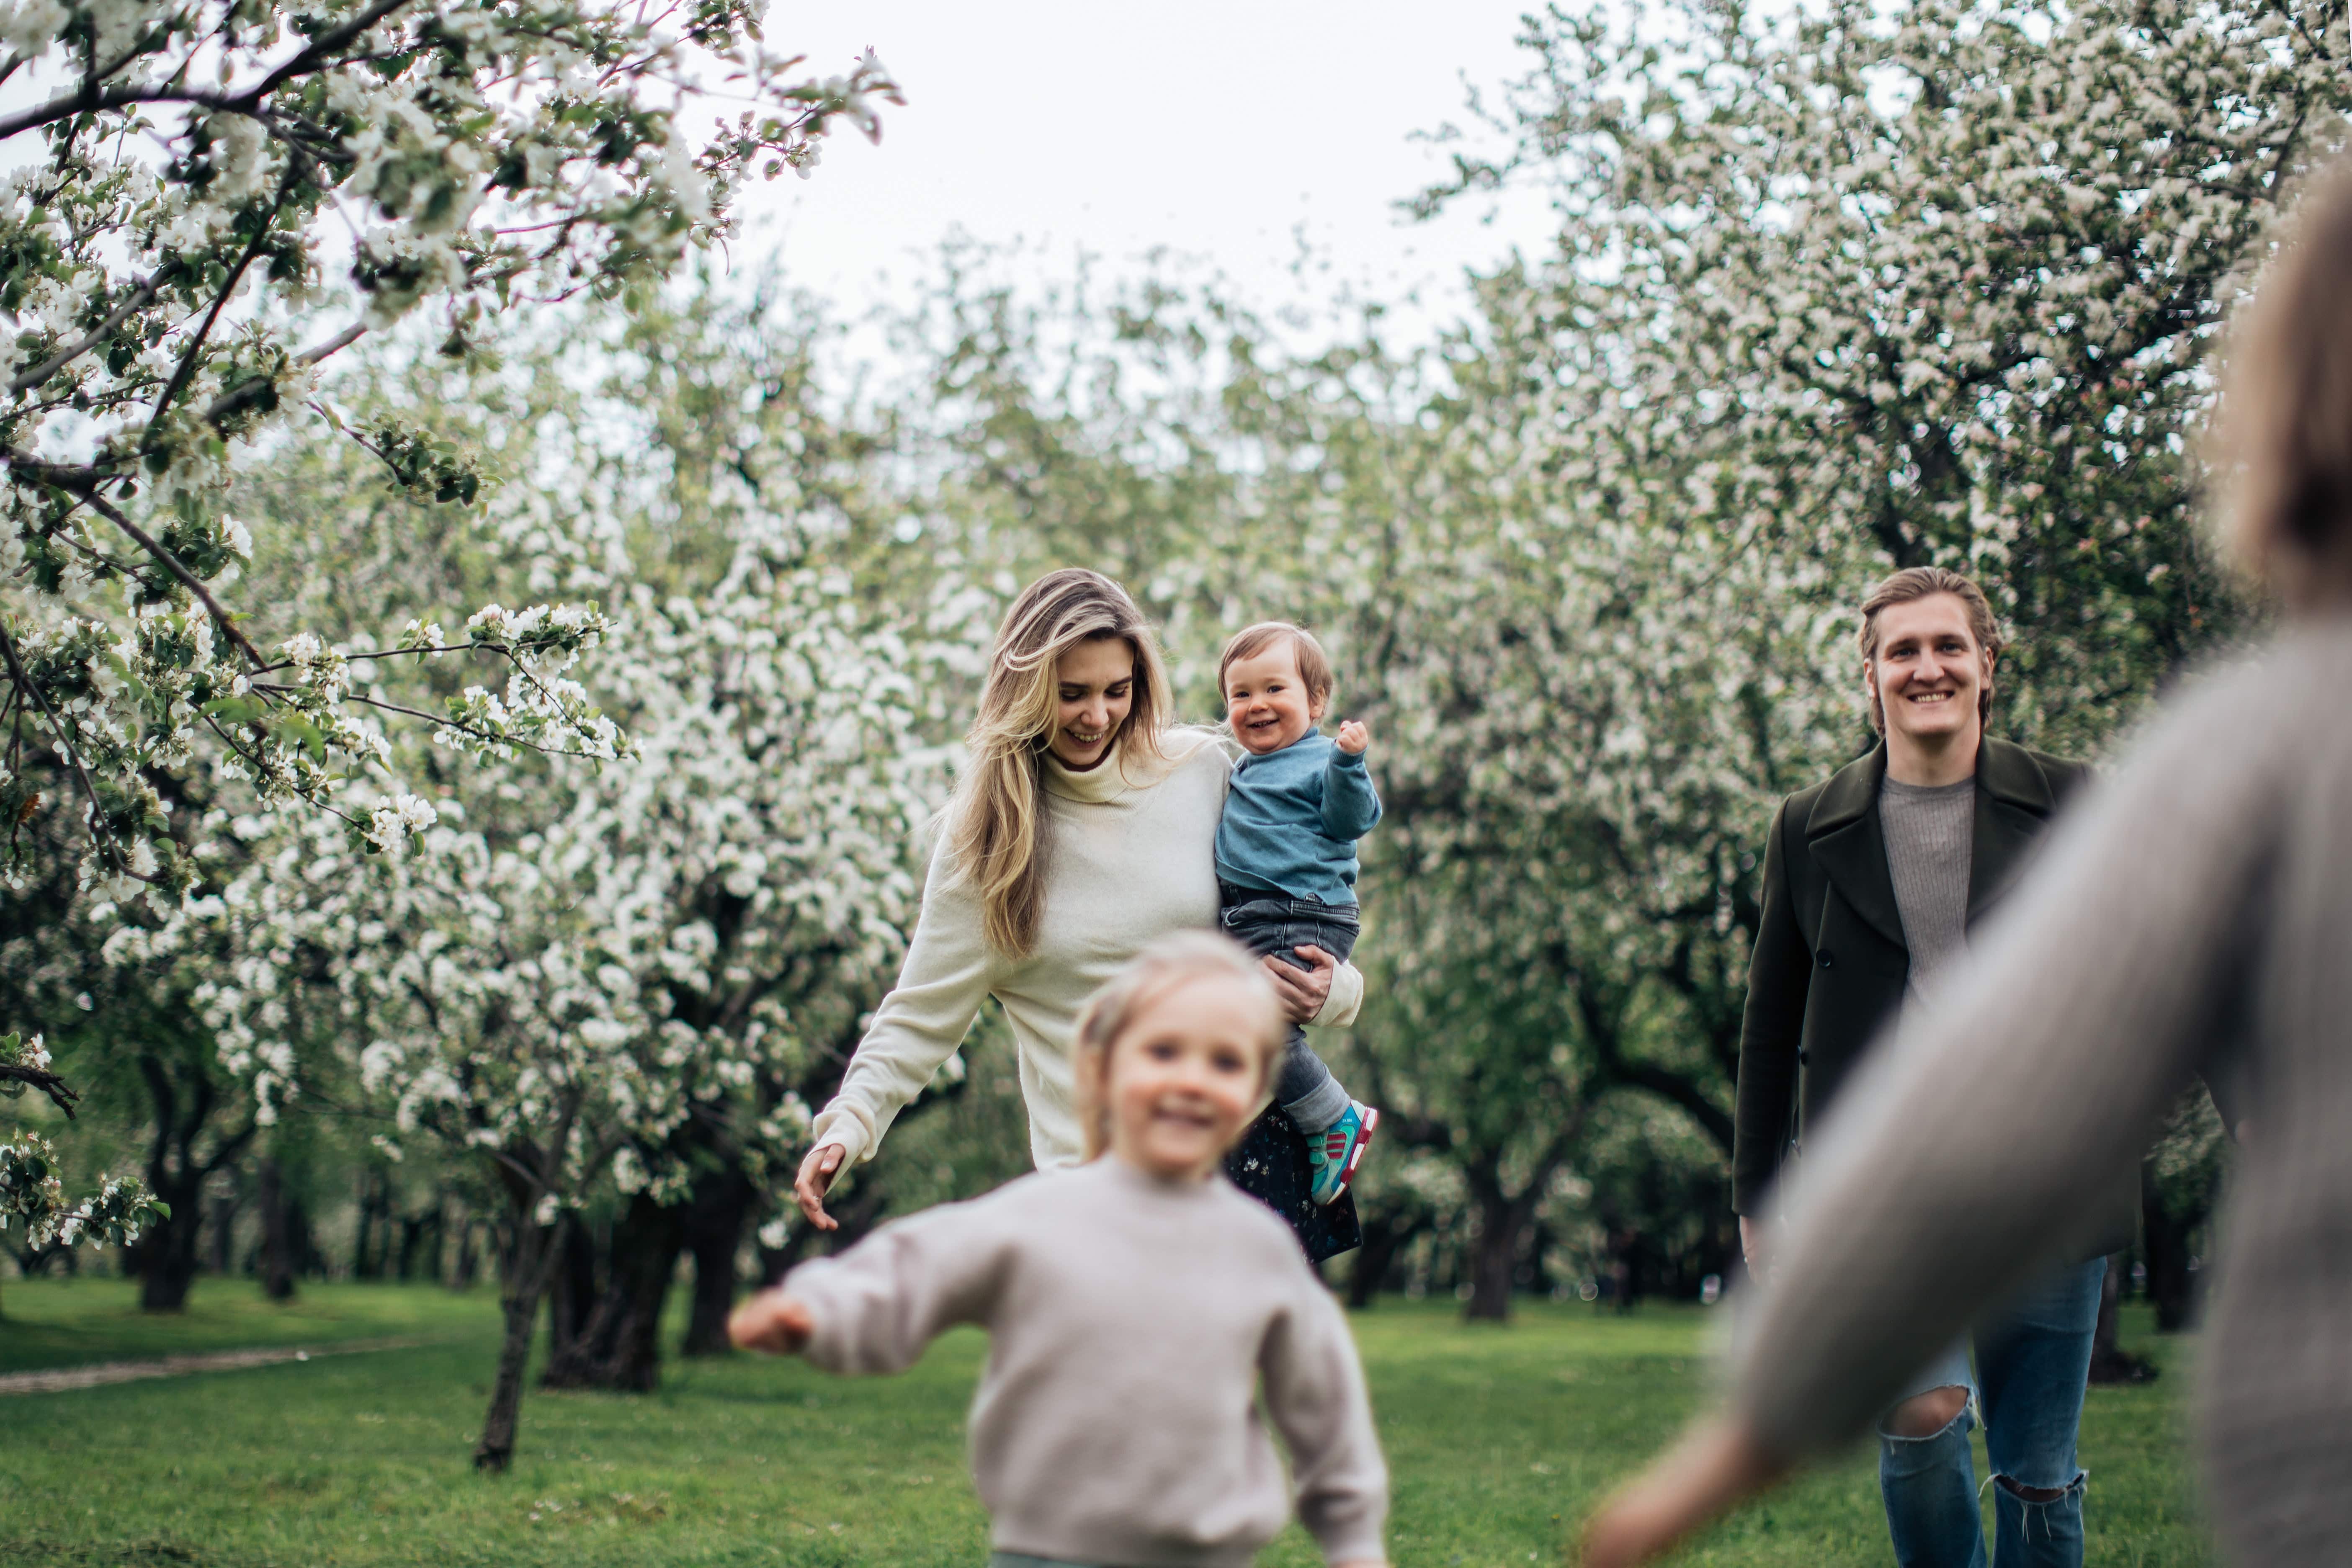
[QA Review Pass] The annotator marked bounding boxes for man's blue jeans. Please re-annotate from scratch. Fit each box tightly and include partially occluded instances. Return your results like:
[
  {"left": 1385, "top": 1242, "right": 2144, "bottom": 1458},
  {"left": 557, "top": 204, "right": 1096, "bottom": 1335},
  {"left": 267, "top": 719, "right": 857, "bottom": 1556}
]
[{"left": 1878, "top": 1256, "right": 2107, "bottom": 1568}]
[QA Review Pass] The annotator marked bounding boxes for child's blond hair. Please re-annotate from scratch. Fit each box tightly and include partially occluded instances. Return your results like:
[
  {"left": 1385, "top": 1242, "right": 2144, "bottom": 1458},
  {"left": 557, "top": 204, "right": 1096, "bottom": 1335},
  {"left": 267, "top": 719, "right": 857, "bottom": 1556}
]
[
  {"left": 1216, "top": 621, "right": 1335, "bottom": 712},
  {"left": 1071, "top": 932, "right": 1286, "bottom": 1161}
]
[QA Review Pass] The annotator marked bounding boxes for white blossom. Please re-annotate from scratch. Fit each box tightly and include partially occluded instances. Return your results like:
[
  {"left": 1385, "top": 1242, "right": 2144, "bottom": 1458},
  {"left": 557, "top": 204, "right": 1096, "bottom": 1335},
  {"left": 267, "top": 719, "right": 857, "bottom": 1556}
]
[{"left": 0, "top": 3, "right": 899, "bottom": 899}]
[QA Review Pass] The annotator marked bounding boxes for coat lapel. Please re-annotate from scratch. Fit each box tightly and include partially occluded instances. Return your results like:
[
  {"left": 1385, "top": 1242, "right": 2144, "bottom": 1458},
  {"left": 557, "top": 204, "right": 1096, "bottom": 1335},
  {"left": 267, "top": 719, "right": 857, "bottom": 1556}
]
[
  {"left": 1967, "top": 737, "right": 2058, "bottom": 924},
  {"left": 1804, "top": 746, "right": 1909, "bottom": 955}
]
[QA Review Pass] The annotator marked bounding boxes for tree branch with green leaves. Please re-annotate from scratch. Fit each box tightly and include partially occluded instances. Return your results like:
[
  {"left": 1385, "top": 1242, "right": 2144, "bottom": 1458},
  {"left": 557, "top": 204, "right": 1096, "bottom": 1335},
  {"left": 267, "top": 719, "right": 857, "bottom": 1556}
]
[{"left": 0, "top": 0, "right": 900, "bottom": 898}]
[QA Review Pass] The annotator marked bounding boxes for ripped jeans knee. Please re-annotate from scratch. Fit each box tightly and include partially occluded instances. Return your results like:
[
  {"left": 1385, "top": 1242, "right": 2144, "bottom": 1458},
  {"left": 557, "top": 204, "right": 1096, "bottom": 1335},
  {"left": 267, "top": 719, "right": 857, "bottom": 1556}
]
[
  {"left": 1989, "top": 1467, "right": 2087, "bottom": 1565},
  {"left": 1994, "top": 1468, "right": 2086, "bottom": 1512},
  {"left": 1881, "top": 1384, "right": 1975, "bottom": 1444},
  {"left": 1995, "top": 1473, "right": 2079, "bottom": 1505}
]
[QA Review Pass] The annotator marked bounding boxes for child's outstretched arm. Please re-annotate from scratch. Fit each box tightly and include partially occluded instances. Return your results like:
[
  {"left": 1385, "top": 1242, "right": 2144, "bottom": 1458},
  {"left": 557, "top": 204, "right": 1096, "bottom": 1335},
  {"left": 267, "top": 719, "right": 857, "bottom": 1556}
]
[
  {"left": 756, "top": 1199, "right": 1010, "bottom": 1377},
  {"left": 1321, "top": 723, "right": 1382, "bottom": 841},
  {"left": 1581, "top": 1415, "right": 1786, "bottom": 1566},
  {"left": 1261, "top": 1279, "right": 1389, "bottom": 1566},
  {"left": 728, "top": 1291, "right": 814, "bottom": 1354}
]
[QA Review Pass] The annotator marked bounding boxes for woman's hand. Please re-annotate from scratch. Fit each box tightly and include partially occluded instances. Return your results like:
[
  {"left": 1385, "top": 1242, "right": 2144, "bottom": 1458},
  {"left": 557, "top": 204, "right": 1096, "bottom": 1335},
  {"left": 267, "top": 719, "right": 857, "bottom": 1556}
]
[
  {"left": 727, "top": 1290, "right": 815, "bottom": 1355},
  {"left": 1263, "top": 944, "right": 1336, "bottom": 1023},
  {"left": 793, "top": 1143, "right": 847, "bottom": 1231},
  {"left": 1580, "top": 1416, "right": 1787, "bottom": 1568}
]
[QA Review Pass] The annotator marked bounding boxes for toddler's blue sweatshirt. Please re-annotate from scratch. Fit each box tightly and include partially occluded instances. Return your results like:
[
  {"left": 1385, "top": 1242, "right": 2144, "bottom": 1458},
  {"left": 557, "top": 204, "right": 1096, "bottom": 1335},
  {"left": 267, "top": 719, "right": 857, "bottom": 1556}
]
[{"left": 1215, "top": 731, "right": 1383, "bottom": 906}]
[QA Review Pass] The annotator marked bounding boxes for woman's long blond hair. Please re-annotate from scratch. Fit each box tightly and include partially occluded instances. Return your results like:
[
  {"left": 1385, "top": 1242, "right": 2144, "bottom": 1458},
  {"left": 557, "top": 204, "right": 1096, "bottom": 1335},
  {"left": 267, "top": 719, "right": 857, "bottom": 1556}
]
[
  {"left": 1070, "top": 932, "right": 1285, "bottom": 1161},
  {"left": 2211, "top": 156, "right": 2352, "bottom": 606},
  {"left": 950, "top": 569, "right": 1175, "bottom": 957}
]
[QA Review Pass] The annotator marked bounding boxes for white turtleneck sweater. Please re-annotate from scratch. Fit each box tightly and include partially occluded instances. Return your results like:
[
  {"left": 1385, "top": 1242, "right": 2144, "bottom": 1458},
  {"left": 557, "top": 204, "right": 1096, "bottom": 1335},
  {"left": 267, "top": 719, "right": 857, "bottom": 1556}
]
[{"left": 811, "top": 729, "right": 1365, "bottom": 1172}]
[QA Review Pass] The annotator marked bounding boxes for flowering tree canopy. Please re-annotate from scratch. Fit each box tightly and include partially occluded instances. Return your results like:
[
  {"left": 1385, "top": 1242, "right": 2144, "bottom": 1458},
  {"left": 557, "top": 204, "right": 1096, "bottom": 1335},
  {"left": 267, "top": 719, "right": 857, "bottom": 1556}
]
[
  {"left": 0, "top": 1, "right": 898, "bottom": 896},
  {"left": 183, "top": 378, "right": 943, "bottom": 1459},
  {"left": 1339, "top": 0, "right": 2349, "bottom": 1309},
  {"left": 1421, "top": 0, "right": 2347, "bottom": 746}
]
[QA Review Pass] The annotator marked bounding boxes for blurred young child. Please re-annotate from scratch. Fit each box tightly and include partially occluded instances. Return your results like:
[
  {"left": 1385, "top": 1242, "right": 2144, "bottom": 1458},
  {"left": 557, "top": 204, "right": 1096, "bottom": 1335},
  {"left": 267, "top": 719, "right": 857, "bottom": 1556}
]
[
  {"left": 729, "top": 931, "right": 1389, "bottom": 1568},
  {"left": 1215, "top": 622, "right": 1383, "bottom": 1204}
]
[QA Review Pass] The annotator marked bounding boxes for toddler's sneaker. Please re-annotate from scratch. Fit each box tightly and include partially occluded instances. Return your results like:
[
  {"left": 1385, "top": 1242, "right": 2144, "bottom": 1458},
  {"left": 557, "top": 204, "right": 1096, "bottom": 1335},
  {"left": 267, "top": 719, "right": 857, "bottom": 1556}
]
[{"left": 1308, "top": 1101, "right": 1378, "bottom": 1206}]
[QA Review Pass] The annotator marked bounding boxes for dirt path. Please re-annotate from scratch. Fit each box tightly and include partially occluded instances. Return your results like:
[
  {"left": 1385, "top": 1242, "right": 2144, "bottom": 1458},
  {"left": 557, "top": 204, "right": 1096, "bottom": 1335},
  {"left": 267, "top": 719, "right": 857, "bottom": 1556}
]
[{"left": 0, "top": 1336, "right": 426, "bottom": 1395}]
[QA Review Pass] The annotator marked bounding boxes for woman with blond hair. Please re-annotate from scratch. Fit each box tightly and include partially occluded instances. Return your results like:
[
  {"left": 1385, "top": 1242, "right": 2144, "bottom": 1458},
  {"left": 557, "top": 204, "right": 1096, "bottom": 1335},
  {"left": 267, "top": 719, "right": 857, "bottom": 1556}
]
[
  {"left": 1582, "top": 158, "right": 2352, "bottom": 1568},
  {"left": 793, "top": 568, "right": 1364, "bottom": 1248}
]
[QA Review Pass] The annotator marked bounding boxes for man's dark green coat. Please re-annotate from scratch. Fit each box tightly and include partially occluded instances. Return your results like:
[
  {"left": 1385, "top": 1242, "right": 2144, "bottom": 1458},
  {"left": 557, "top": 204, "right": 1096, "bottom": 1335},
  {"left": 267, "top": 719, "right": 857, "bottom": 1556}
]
[{"left": 1732, "top": 736, "right": 2138, "bottom": 1256}]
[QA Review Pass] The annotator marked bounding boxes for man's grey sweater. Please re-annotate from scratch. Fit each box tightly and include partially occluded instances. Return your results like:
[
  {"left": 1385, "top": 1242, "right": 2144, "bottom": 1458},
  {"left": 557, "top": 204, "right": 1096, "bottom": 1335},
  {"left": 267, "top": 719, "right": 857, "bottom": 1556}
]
[
  {"left": 1734, "top": 622, "right": 2352, "bottom": 1566},
  {"left": 1878, "top": 775, "right": 1977, "bottom": 1002}
]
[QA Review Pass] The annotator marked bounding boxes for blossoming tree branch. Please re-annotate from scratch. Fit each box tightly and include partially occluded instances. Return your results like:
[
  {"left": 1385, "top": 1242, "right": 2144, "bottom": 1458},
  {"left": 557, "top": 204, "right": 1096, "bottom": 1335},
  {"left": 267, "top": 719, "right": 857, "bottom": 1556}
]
[
  {"left": 0, "top": 0, "right": 898, "bottom": 897},
  {"left": 0, "top": 1030, "right": 165, "bottom": 1252}
]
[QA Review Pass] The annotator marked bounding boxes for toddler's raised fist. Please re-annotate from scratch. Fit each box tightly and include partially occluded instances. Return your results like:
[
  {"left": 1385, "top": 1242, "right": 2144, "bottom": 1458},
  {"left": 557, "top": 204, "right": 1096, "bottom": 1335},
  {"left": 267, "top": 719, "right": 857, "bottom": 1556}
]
[{"left": 1335, "top": 720, "right": 1370, "bottom": 755}]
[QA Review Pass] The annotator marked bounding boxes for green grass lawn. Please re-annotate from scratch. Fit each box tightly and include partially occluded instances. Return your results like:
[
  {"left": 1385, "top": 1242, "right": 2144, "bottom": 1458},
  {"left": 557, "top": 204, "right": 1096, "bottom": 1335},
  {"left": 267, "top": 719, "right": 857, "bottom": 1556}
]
[
  {"left": 0, "top": 1280, "right": 2212, "bottom": 1567},
  {"left": 0, "top": 1277, "right": 486, "bottom": 1374}
]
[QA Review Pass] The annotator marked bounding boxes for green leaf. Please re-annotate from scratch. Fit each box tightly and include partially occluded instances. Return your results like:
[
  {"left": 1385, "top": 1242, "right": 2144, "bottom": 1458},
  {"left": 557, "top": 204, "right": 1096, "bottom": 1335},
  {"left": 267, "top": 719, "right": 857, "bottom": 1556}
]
[{"left": 201, "top": 695, "right": 267, "bottom": 726}]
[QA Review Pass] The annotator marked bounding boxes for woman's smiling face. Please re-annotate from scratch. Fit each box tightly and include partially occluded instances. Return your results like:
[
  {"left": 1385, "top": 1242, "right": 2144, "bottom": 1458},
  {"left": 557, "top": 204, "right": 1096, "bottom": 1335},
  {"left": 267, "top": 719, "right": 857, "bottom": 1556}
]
[{"left": 1048, "top": 635, "right": 1136, "bottom": 770}]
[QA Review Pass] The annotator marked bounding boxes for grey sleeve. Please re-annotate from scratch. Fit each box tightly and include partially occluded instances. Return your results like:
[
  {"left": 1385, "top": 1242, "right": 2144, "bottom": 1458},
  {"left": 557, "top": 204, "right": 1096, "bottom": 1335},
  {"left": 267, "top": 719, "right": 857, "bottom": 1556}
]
[
  {"left": 785, "top": 1198, "right": 1010, "bottom": 1376},
  {"left": 1260, "top": 1270, "right": 1389, "bottom": 1563},
  {"left": 1734, "top": 668, "right": 2286, "bottom": 1458}
]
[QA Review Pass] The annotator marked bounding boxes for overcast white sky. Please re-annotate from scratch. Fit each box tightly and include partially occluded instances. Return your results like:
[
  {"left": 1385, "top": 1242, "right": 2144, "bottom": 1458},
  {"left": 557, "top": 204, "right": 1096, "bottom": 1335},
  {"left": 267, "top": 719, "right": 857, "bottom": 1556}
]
[
  {"left": 731, "top": 1, "right": 1564, "bottom": 337},
  {"left": 0, "top": 4, "right": 1564, "bottom": 348}
]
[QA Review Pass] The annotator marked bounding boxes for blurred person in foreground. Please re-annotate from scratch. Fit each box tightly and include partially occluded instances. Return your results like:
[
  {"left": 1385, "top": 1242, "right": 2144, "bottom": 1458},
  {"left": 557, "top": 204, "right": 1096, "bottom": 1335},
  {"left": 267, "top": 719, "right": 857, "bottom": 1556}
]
[
  {"left": 1583, "top": 158, "right": 2352, "bottom": 1568},
  {"left": 1731, "top": 562, "right": 2127, "bottom": 1568}
]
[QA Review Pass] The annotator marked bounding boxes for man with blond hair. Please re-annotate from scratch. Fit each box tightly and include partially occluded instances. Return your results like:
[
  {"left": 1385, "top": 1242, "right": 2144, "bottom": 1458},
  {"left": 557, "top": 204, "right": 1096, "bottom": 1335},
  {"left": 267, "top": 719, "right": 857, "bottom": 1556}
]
[{"left": 1732, "top": 567, "right": 2133, "bottom": 1568}]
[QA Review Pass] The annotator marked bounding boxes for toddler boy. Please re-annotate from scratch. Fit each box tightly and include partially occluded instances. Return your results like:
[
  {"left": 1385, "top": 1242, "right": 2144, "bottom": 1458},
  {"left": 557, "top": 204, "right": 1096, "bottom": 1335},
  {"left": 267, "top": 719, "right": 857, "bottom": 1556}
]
[{"left": 1216, "top": 621, "right": 1382, "bottom": 1205}]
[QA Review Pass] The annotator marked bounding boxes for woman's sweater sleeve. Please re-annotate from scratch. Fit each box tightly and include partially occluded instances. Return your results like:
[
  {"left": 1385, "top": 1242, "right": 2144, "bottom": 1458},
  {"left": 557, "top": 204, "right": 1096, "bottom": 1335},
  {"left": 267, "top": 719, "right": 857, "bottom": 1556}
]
[
  {"left": 1734, "top": 664, "right": 2286, "bottom": 1458},
  {"left": 810, "top": 831, "right": 997, "bottom": 1167},
  {"left": 785, "top": 1197, "right": 1011, "bottom": 1375},
  {"left": 1261, "top": 1271, "right": 1389, "bottom": 1563}
]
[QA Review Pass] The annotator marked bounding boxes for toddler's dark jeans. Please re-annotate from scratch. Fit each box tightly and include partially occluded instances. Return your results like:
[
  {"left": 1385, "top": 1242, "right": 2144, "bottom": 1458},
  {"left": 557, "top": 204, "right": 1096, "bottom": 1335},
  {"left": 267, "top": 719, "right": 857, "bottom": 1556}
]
[{"left": 1217, "top": 881, "right": 1359, "bottom": 1133}]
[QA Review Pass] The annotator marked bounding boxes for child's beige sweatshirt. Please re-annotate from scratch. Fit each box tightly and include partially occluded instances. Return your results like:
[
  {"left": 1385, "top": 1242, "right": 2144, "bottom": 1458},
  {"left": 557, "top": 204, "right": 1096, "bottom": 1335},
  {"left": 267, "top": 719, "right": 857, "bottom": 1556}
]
[{"left": 785, "top": 1158, "right": 1389, "bottom": 1567}]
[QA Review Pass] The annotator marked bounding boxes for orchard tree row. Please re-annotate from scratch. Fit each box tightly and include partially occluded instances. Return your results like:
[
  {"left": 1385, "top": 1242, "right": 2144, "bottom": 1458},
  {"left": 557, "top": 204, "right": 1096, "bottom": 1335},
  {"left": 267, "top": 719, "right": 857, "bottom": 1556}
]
[{"left": 6, "top": 0, "right": 2339, "bottom": 1468}]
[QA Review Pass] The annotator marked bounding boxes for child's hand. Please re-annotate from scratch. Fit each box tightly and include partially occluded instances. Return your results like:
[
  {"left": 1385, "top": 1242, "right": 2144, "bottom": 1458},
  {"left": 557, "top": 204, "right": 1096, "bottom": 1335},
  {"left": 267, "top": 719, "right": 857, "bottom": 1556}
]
[
  {"left": 1579, "top": 1415, "right": 1787, "bottom": 1567},
  {"left": 1334, "top": 719, "right": 1370, "bottom": 755},
  {"left": 727, "top": 1290, "right": 815, "bottom": 1355}
]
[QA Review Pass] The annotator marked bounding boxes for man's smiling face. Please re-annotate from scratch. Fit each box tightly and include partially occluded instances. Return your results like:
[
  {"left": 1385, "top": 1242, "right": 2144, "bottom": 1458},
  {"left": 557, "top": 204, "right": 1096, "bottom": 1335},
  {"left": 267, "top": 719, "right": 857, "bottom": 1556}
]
[{"left": 1866, "top": 592, "right": 1992, "bottom": 749}]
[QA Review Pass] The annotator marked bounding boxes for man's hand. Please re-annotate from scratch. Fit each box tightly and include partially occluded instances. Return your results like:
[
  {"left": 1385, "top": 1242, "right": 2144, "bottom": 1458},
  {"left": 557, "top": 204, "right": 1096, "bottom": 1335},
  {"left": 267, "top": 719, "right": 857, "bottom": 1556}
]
[
  {"left": 1739, "top": 1215, "right": 1769, "bottom": 1281},
  {"left": 1262, "top": 944, "right": 1336, "bottom": 1023},
  {"left": 1581, "top": 1416, "right": 1788, "bottom": 1568},
  {"left": 1334, "top": 719, "right": 1370, "bottom": 755},
  {"left": 728, "top": 1290, "right": 815, "bottom": 1355},
  {"left": 794, "top": 1143, "right": 848, "bottom": 1231}
]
